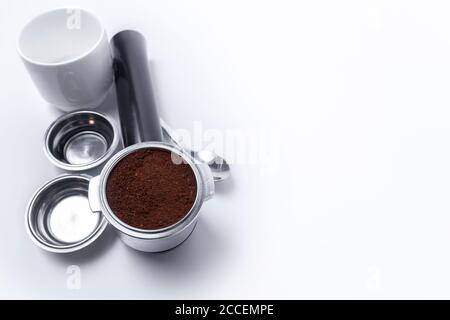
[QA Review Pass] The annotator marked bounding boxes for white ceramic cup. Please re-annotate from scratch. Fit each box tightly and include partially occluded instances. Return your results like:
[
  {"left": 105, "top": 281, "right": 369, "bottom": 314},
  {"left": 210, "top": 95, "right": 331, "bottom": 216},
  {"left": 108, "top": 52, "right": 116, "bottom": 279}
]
[{"left": 17, "top": 8, "right": 113, "bottom": 111}]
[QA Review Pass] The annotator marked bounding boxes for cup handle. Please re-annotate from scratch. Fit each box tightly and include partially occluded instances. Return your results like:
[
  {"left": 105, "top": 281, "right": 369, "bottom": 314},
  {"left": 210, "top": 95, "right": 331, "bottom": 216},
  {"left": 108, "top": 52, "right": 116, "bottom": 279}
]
[{"left": 88, "top": 175, "right": 102, "bottom": 212}]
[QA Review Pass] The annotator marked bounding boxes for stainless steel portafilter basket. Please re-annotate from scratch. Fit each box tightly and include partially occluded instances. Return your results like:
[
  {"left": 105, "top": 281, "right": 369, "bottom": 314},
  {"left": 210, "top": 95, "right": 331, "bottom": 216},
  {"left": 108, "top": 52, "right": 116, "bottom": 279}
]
[
  {"left": 26, "top": 175, "right": 108, "bottom": 253},
  {"left": 44, "top": 111, "right": 120, "bottom": 172},
  {"left": 89, "top": 142, "right": 215, "bottom": 252}
]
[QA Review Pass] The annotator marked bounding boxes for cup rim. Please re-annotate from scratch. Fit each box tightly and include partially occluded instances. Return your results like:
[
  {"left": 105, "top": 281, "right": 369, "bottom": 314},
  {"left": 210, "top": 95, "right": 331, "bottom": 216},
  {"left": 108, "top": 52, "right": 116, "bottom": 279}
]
[{"left": 17, "top": 7, "right": 106, "bottom": 67}]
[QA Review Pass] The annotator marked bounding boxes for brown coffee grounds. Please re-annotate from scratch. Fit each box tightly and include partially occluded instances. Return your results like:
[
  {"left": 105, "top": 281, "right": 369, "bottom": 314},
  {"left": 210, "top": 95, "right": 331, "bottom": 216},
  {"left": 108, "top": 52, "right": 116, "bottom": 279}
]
[{"left": 105, "top": 148, "right": 197, "bottom": 230}]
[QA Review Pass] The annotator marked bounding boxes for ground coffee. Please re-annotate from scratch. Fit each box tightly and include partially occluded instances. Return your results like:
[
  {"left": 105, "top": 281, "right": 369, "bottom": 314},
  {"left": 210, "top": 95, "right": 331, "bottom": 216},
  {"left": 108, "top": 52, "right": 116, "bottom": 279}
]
[{"left": 105, "top": 148, "right": 197, "bottom": 230}]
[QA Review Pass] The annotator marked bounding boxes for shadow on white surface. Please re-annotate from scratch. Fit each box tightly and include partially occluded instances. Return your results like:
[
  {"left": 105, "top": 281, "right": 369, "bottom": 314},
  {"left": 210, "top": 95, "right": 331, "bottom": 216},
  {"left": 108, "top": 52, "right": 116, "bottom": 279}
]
[
  {"left": 214, "top": 175, "right": 234, "bottom": 196},
  {"left": 124, "top": 217, "right": 228, "bottom": 287},
  {"left": 46, "top": 85, "right": 117, "bottom": 118},
  {"left": 45, "top": 225, "right": 118, "bottom": 265}
]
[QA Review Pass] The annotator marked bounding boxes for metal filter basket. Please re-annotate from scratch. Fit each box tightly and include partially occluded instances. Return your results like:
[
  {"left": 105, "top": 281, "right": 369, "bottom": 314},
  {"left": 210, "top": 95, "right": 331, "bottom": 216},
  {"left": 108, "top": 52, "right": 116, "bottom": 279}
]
[
  {"left": 44, "top": 110, "right": 119, "bottom": 172},
  {"left": 88, "top": 142, "right": 214, "bottom": 252},
  {"left": 26, "top": 174, "right": 107, "bottom": 253}
]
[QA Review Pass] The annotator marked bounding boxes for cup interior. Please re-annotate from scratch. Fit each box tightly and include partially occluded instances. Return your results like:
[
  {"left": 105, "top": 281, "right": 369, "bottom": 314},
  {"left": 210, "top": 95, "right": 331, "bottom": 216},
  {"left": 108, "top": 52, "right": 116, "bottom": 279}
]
[{"left": 18, "top": 8, "right": 103, "bottom": 65}]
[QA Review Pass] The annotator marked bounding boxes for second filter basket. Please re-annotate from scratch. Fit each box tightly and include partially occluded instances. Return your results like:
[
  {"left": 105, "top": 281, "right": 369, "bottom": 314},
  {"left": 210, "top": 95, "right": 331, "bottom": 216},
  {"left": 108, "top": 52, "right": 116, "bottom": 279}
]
[{"left": 44, "top": 110, "right": 120, "bottom": 172}]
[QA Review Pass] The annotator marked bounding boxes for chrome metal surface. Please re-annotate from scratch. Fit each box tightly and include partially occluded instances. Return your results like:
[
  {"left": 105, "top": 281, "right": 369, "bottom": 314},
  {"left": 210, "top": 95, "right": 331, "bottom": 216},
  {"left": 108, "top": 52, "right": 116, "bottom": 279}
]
[
  {"left": 26, "top": 175, "right": 107, "bottom": 253},
  {"left": 44, "top": 111, "right": 119, "bottom": 171},
  {"left": 160, "top": 119, "right": 230, "bottom": 182},
  {"left": 89, "top": 142, "right": 215, "bottom": 252},
  {"left": 192, "top": 150, "right": 231, "bottom": 182},
  {"left": 64, "top": 131, "right": 108, "bottom": 165}
]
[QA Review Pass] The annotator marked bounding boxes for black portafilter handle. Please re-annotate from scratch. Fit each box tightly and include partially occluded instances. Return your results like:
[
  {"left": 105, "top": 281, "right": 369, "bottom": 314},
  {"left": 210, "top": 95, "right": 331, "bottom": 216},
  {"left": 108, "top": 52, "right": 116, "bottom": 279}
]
[{"left": 111, "top": 30, "right": 163, "bottom": 147}]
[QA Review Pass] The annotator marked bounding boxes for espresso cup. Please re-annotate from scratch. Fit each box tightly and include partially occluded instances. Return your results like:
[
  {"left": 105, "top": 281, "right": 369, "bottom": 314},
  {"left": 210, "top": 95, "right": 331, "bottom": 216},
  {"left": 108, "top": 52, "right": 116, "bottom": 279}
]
[{"left": 17, "top": 8, "right": 113, "bottom": 111}]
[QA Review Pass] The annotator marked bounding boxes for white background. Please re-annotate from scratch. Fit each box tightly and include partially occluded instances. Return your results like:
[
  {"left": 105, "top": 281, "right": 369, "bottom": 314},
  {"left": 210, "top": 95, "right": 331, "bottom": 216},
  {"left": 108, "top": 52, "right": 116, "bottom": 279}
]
[{"left": 1, "top": 0, "right": 450, "bottom": 299}]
